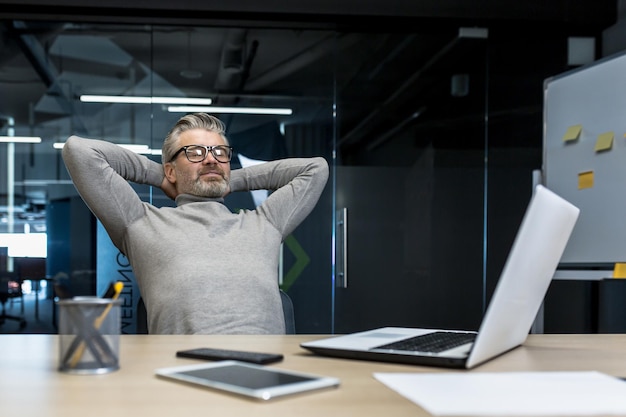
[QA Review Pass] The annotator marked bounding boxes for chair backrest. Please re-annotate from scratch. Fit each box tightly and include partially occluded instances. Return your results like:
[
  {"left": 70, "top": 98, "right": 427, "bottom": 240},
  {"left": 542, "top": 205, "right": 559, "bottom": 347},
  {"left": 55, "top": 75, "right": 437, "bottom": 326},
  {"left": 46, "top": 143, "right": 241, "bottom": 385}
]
[
  {"left": 52, "top": 273, "right": 73, "bottom": 300},
  {"left": 136, "top": 290, "right": 297, "bottom": 334},
  {"left": 0, "top": 270, "right": 21, "bottom": 302},
  {"left": 136, "top": 297, "right": 148, "bottom": 334},
  {"left": 280, "top": 290, "right": 296, "bottom": 334}
]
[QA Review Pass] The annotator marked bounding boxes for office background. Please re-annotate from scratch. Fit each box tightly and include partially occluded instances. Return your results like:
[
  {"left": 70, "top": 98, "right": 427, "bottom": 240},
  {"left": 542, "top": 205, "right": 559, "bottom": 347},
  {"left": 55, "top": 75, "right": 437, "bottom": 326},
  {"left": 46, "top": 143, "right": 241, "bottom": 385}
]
[{"left": 0, "top": 0, "right": 625, "bottom": 334}]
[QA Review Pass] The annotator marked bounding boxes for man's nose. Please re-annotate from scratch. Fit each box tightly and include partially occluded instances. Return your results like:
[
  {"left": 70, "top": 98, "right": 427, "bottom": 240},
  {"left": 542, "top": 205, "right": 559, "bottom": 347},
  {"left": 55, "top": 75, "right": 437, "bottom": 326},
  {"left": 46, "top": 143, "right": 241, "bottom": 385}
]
[{"left": 202, "top": 150, "right": 219, "bottom": 164}]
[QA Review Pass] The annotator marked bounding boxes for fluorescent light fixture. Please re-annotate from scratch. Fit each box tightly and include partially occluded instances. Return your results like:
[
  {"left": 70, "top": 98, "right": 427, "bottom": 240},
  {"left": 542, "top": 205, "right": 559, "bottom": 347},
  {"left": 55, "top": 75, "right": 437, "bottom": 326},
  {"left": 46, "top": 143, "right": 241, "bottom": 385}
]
[
  {"left": 167, "top": 106, "right": 293, "bottom": 115},
  {"left": 53, "top": 142, "right": 162, "bottom": 156},
  {"left": 0, "top": 136, "right": 42, "bottom": 143},
  {"left": 117, "top": 144, "right": 150, "bottom": 153},
  {"left": 18, "top": 179, "right": 74, "bottom": 186},
  {"left": 118, "top": 144, "right": 162, "bottom": 155},
  {"left": 80, "top": 95, "right": 213, "bottom": 105}
]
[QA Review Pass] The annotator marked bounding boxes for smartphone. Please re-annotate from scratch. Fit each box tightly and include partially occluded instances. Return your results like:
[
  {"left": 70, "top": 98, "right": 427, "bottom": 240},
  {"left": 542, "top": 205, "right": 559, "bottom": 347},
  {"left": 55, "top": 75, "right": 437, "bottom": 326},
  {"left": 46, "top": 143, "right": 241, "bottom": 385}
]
[
  {"left": 155, "top": 360, "right": 340, "bottom": 400},
  {"left": 176, "top": 347, "right": 284, "bottom": 365}
]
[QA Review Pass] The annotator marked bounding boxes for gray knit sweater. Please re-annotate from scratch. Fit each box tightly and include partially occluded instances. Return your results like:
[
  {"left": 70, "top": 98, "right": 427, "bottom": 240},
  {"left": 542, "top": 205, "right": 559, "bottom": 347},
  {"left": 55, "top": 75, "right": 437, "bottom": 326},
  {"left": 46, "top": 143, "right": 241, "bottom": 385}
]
[{"left": 62, "top": 135, "right": 329, "bottom": 334}]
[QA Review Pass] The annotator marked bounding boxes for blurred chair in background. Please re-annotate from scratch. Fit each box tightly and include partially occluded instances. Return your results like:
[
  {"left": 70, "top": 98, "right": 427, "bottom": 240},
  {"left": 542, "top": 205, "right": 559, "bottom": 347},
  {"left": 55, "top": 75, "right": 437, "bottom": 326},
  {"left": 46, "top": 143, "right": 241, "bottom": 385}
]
[{"left": 0, "top": 270, "right": 27, "bottom": 329}]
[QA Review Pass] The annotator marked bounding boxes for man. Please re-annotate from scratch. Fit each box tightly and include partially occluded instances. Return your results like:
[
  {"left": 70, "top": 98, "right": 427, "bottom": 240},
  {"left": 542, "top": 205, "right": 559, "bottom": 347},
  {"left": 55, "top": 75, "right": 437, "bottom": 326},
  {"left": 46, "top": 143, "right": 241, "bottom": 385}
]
[{"left": 62, "top": 113, "right": 329, "bottom": 334}]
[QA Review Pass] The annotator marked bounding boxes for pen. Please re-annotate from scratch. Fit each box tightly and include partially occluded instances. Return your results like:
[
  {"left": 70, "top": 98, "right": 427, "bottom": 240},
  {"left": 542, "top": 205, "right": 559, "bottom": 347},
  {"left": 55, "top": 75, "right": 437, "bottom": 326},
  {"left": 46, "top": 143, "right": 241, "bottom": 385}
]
[
  {"left": 93, "top": 281, "right": 124, "bottom": 329},
  {"left": 101, "top": 281, "right": 120, "bottom": 299}
]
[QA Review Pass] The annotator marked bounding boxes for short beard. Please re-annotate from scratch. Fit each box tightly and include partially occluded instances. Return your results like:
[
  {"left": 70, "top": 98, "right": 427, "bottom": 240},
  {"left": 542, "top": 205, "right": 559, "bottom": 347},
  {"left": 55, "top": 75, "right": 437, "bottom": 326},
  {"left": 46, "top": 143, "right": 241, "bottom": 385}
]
[
  {"left": 189, "top": 176, "right": 228, "bottom": 198},
  {"left": 176, "top": 166, "right": 230, "bottom": 198}
]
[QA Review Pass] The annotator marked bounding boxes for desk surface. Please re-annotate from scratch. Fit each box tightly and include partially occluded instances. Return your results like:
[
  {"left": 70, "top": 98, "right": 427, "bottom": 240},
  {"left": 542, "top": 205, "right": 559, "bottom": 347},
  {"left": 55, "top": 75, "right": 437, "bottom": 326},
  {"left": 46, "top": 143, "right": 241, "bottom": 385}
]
[{"left": 2, "top": 334, "right": 626, "bottom": 417}]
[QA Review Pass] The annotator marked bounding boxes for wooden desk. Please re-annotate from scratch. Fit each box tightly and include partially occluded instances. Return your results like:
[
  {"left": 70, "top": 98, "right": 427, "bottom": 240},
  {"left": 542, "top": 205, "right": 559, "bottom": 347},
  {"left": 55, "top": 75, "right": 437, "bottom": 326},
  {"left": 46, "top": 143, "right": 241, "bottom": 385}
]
[{"left": 1, "top": 334, "right": 626, "bottom": 417}]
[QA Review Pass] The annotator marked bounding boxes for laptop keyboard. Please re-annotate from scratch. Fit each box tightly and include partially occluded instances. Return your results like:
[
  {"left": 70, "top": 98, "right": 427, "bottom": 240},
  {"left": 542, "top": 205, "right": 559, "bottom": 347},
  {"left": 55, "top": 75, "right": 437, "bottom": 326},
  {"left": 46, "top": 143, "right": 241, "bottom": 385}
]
[{"left": 372, "top": 331, "right": 477, "bottom": 353}]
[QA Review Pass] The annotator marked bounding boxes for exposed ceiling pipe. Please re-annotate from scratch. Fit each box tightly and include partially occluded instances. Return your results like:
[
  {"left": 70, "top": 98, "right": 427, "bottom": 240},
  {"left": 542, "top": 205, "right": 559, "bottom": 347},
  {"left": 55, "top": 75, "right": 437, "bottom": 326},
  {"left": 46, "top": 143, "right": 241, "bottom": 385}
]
[
  {"left": 244, "top": 33, "right": 362, "bottom": 91},
  {"left": 0, "top": 23, "right": 23, "bottom": 68},
  {"left": 10, "top": 20, "right": 87, "bottom": 133},
  {"left": 10, "top": 21, "right": 58, "bottom": 88}
]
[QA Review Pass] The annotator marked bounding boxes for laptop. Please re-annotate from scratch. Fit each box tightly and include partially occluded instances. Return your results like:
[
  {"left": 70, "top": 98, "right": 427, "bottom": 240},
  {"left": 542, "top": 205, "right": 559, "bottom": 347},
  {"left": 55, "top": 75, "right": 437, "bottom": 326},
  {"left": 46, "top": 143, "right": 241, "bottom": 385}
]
[{"left": 301, "top": 185, "right": 580, "bottom": 369}]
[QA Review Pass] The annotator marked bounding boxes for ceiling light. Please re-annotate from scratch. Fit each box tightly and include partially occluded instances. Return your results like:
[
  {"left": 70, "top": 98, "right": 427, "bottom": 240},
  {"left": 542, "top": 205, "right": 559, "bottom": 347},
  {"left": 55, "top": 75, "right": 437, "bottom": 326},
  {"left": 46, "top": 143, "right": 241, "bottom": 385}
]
[
  {"left": 0, "top": 136, "right": 42, "bottom": 143},
  {"left": 80, "top": 95, "right": 212, "bottom": 105},
  {"left": 117, "top": 144, "right": 150, "bottom": 153},
  {"left": 53, "top": 142, "right": 161, "bottom": 156},
  {"left": 118, "top": 145, "right": 161, "bottom": 156},
  {"left": 167, "top": 106, "right": 293, "bottom": 115}
]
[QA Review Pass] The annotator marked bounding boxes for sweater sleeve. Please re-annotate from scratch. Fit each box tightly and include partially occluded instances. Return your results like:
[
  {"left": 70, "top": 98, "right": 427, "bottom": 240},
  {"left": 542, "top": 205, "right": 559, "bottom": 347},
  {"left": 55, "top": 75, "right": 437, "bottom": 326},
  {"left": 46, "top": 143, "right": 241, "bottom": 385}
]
[
  {"left": 229, "top": 157, "right": 329, "bottom": 237},
  {"left": 62, "top": 135, "right": 165, "bottom": 250}
]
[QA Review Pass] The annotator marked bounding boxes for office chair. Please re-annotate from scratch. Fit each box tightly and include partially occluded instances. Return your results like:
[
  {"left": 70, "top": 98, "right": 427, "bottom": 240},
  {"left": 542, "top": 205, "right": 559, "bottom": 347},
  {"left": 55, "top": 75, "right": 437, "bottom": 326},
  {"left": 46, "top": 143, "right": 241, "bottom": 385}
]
[
  {"left": 280, "top": 290, "right": 296, "bottom": 334},
  {"left": 136, "top": 297, "right": 148, "bottom": 334},
  {"left": 0, "top": 270, "right": 27, "bottom": 329},
  {"left": 135, "top": 289, "right": 296, "bottom": 334}
]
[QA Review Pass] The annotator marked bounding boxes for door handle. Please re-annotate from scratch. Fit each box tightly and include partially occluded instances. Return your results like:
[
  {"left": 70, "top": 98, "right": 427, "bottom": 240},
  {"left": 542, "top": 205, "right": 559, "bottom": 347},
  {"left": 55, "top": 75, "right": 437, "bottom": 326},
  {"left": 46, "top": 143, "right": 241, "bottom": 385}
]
[{"left": 336, "top": 207, "right": 348, "bottom": 288}]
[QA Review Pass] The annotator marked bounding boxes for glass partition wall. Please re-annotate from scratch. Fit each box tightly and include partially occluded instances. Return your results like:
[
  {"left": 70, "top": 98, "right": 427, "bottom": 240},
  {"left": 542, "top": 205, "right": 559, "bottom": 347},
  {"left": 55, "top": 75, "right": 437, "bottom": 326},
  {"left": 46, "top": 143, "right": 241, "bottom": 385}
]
[{"left": 0, "top": 20, "right": 488, "bottom": 333}]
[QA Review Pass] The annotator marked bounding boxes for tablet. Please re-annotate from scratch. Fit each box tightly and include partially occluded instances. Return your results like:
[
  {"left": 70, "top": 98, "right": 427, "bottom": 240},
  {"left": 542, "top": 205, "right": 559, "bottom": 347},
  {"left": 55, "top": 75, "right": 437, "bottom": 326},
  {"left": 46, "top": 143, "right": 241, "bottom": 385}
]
[{"left": 155, "top": 360, "right": 340, "bottom": 401}]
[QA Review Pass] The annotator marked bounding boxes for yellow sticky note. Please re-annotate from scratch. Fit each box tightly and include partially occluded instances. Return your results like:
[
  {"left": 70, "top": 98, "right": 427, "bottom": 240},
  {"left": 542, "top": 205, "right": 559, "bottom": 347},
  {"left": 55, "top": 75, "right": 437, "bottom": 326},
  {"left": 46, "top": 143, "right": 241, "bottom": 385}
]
[
  {"left": 578, "top": 171, "right": 594, "bottom": 190},
  {"left": 594, "top": 131, "right": 614, "bottom": 152},
  {"left": 562, "top": 125, "right": 582, "bottom": 142},
  {"left": 613, "top": 263, "right": 626, "bottom": 279}
]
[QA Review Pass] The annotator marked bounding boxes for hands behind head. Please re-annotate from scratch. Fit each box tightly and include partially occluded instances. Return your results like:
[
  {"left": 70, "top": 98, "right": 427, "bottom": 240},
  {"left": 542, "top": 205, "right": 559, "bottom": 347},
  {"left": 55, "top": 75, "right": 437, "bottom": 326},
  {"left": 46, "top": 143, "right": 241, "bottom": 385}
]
[{"left": 160, "top": 176, "right": 178, "bottom": 200}]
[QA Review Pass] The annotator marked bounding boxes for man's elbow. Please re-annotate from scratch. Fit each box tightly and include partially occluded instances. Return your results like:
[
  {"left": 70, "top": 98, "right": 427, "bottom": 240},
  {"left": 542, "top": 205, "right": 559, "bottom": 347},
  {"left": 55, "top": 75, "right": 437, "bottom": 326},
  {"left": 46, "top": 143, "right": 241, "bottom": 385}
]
[
  {"left": 313, "top": 157, "right": 329, "bottom": 181},
  {"left": 61, "top": 136, "right": 80, "bottom": 160}
]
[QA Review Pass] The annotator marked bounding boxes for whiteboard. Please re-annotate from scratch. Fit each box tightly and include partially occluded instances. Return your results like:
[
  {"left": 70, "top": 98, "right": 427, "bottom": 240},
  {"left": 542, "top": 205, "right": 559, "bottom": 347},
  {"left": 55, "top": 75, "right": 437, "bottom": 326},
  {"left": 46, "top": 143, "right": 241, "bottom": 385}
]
[{"left": 544, "top": 51, "right": 626, "bottom": 265}]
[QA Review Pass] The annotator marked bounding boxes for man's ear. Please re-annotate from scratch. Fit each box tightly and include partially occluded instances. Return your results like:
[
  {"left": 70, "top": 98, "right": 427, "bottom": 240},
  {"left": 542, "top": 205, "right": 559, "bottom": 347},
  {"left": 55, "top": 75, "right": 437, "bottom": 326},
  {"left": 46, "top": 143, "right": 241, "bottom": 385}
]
[{"left": 163, "top": 162, "right": 177, "bottom": 184}]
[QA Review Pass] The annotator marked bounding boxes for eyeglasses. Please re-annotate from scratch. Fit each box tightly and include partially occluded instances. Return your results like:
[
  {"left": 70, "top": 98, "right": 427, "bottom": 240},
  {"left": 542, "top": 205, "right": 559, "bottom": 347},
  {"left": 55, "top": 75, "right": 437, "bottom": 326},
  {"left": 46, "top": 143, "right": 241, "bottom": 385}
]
[{"left": 170, "top": 145, "right": 233, "bottom": 163}]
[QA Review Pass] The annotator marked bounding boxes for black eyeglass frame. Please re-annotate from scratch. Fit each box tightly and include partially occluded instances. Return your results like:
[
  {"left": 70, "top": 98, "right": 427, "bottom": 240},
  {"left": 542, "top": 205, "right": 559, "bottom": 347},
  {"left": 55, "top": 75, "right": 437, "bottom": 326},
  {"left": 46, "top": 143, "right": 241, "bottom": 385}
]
[{"left": 170, "top": 145, "right": 234, "bottom": 163}]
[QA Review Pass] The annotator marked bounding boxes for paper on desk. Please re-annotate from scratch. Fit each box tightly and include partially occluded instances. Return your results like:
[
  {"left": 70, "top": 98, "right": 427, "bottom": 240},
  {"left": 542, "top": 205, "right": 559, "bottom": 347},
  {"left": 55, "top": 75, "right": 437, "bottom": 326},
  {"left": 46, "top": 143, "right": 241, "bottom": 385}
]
[{"left": 374, "top": 371, "right": 626, "bottom": 416}]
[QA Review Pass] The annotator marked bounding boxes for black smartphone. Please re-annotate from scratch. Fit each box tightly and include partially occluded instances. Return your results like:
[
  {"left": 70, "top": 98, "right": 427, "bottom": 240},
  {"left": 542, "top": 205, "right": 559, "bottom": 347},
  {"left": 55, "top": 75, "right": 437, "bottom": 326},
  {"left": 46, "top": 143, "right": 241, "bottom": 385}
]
[{"left": 176, "top": 347, "right": 284, "bottom": 365}]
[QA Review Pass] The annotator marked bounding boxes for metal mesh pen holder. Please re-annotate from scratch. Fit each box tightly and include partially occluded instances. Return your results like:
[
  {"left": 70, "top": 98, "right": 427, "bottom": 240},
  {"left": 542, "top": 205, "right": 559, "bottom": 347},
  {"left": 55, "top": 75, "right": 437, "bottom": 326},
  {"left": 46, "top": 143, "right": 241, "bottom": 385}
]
[{"left": 57, "top": 298, "right": 122, "bottom": 374}]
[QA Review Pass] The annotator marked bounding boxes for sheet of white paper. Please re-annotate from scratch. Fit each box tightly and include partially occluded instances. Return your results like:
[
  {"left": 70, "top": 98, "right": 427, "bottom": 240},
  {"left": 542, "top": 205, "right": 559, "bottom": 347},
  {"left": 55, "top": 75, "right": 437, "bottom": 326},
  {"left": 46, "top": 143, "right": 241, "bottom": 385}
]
[{"left": 374, "top": 371, "right": 626, "bottom": 416}]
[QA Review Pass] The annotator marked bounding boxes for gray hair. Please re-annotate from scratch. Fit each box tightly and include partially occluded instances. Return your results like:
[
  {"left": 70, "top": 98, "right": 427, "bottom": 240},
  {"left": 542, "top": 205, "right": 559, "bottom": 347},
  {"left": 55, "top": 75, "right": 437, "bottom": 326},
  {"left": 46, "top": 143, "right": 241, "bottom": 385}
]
[{"left": 162, "top": 113, "right": 229, "bottom": 163}]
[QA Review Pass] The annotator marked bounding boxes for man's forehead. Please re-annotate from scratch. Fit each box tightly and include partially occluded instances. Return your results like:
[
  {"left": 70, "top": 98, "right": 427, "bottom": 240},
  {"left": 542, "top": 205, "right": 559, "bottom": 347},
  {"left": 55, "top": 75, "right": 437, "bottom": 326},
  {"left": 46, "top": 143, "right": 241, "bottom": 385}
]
[{"left": 178, "top": 129, "right": 226, "bottom": 146}]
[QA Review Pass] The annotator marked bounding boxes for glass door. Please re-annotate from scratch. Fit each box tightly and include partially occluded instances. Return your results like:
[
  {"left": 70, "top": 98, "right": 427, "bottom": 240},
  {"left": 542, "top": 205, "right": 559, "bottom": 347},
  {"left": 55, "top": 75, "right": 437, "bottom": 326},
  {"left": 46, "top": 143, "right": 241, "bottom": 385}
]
[{"left": 332, "top": 29, "right": 489, "bottom": 333}]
